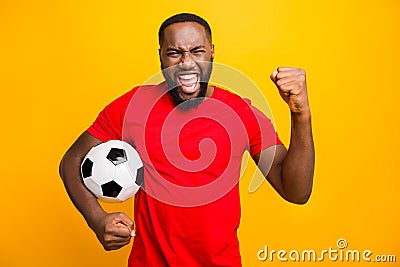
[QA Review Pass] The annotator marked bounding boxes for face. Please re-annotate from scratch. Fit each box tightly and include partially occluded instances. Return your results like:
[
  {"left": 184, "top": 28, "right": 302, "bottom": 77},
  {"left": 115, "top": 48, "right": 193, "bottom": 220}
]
[{"left": 159, "top": 22, "right": 215, "bottom": 109}]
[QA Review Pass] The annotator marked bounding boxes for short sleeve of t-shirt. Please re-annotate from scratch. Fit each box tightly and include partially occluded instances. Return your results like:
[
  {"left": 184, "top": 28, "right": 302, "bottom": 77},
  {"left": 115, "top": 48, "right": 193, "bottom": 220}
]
[
  {"left": 244, "top": 100, "right": 283, "bottom": 157},
  {"left": 87, "top": 89, "right": 135, "bottom": 141}
]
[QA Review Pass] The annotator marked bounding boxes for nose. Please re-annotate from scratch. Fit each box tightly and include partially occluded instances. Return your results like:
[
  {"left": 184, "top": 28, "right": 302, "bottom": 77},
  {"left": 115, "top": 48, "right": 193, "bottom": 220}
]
[{"left": 180, "top": 51, "right": 195, "bottom": 69}]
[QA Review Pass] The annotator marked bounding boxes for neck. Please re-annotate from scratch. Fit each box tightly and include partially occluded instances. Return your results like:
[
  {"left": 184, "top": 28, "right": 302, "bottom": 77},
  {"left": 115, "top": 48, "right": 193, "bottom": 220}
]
[{"left": 205, "top": 85, "right": 214, "bottom": 97}]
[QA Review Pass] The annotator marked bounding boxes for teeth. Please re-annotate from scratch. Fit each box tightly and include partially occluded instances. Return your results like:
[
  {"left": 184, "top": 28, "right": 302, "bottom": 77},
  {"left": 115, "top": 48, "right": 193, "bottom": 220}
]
[
  {"left": 177, "top": 73, "right": 198, "bottom": 93},
  {"left": 178, "top": 74, "right": 197, "bottom": 80}
]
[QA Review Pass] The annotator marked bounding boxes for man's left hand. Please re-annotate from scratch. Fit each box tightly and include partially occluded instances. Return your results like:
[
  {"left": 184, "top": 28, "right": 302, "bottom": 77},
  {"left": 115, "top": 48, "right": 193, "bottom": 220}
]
[{"left": 270, "top": 67, "right": 310, "bottom": 115}]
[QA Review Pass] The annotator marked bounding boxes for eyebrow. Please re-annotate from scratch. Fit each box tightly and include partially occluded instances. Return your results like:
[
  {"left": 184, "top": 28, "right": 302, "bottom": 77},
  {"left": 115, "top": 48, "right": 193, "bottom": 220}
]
[{"left": 166, "top": 45, "right": 206, "bottom": 52}]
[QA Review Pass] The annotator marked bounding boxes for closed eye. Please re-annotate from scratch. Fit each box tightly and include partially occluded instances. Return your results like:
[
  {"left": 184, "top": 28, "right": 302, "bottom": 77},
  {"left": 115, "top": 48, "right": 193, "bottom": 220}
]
[
  {"left": 166, "top": 50, "right": 182, "bottom": 57},
  {"left": 191, "top": 49, "right": 206, "bottom": 55}
]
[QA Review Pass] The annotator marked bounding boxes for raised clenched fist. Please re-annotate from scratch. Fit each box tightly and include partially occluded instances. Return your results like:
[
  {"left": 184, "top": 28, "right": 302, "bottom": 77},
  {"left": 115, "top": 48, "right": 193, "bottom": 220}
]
[{"left": 270, "top": 67, "right": 310, "bottom": 116}]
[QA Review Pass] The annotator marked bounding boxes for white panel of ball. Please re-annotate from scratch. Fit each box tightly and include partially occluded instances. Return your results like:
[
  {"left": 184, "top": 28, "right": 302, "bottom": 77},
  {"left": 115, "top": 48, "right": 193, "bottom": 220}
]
[{"left": 80, "top": 140, "right": 144, "bottom": 202}]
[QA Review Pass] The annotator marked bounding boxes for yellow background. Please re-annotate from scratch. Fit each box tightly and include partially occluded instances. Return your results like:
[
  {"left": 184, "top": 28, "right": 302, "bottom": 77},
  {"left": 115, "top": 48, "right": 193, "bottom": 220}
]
[{"left": 1, "top": 0, "right": 399, "bottom": 266}]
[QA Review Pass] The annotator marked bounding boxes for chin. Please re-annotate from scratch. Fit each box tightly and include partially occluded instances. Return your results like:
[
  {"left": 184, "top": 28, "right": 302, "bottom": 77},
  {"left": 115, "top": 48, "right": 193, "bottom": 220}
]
[
  {"left": 178, "top": 84, "right": 201, "bottom": 100},
  {"left": 168, "top": 82, "right": 208, "bottom": 110}
]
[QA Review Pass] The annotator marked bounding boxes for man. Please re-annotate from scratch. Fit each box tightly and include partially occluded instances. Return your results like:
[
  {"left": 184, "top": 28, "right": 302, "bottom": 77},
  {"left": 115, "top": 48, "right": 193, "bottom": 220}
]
[{"left": 59, "top": 13, "right": 314, "bottom": 267}]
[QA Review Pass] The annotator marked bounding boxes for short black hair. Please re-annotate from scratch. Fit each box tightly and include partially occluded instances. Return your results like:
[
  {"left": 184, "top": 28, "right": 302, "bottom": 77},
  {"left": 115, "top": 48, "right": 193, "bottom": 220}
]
[{"left": 158, "top": 13, "right": 212, "bottom": 46}]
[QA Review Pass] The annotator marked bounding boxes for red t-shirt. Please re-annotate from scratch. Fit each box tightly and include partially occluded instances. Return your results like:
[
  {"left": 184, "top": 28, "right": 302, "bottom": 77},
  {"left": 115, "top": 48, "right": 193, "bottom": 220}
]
[{"left": 87, "top": 82, "right": 282, "bottom": 267}]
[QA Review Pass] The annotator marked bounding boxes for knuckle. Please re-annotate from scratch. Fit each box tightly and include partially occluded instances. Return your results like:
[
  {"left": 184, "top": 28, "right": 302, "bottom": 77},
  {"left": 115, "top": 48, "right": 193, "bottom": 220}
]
[
  {"left": 280, "top": 84, "right": 289, "bottom": 90},
  {"left": 104, "top": 235, "right": 112, "bottom": 243},
  {"left": 104, "top": 224, "right": 112, "bottom": 233},
  {"left": 292, "top": 89, "right": 301, "bottom": 95},
  {"left": 115, "top": 212, "right": 125, "bottom": 218}
]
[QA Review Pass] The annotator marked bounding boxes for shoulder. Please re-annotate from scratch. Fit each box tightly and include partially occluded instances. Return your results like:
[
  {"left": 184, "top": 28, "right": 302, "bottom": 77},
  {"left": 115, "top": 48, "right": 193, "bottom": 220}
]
[
  {"left": 118, "top": 83, "right": 165, "bottom": 101},
  {"left": 212, "top": 85, "right": 274, "bottom": 127},
  {"left": 107, "top": 83, "right": 166, "bottom": 111},
  {"left": 212, "top": 86, "right": 255, "bottom": 115},
  {"left": 213, "top": 86, "right": 250, "bottom": 106}
]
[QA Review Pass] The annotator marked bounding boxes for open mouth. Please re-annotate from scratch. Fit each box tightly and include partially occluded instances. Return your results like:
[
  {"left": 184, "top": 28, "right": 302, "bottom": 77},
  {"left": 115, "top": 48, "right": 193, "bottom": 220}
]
[{"left": 176, "top": 73, "right": 200, "bottom": 95}]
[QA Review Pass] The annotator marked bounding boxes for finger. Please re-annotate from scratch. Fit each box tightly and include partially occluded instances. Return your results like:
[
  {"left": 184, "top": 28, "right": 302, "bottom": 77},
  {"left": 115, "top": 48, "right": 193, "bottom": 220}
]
[
  {"left": 276, "top": 70, "right": 303, "bottom": 79},
  {"left": 118, "top": 222, "right": 135, "bottom": 236},
  {"left": 277, "top": 85, "right": 291, "bottom": 95},
  {"left": 278, "top": 82, "right": 303, "bottom": 95},
  {"left": 106, "top": 239, "right": 131, "bottom": 250},
  {"left": 106, "top": 228, "right": 131, "bottom": 240},
  {"left": 277, "top": 66, "right": 300, "bottom": 72},
  {"left": 118, "top": 213, "right": 135, "bottom": 230},
  {"left": 279, "top": 90, "right": 290, "bottom": 100},
  {"left": 270, "top": 70, "right": 278, "bottom": 82},
  {"left": 102, "top": 231, "right": 131, "bottom": 247},
  {"left": 113, "top": 213, "right": 135, "bottom": 232},
  {"left": 105, "top": 220, "right": 131, "bottom": 238},
  {"left": 276, "top": 74, "right": 305, "bottom": 86},
  {"left": 115, "top": 228, "right": 134, "bottom": 239},
  {"left": 276, "top": 76, "right": 297, "bottom": 87},
  {"left": 111, "top": 233, "right": 132, "bottom": 244},
  {"left": 111, "top": 223, "right": 133, "bottom": 238}
]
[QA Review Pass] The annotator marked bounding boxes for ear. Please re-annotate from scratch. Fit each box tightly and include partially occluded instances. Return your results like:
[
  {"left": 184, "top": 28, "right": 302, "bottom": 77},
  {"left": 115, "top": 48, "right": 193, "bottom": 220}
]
[
  {"left": 211, "top": 44, "right": 215, "bottom": 60},
  {"left": 158, "top": 49, "right": 163, "bottom": 69}
]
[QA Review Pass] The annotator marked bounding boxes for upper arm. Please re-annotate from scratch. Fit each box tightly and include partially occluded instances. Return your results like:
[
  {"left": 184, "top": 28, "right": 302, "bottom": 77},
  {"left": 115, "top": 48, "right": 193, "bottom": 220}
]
[
  {"left": 59, "top": 131, "right": 103, "bottom": 177},
  {"left": 66, "top": 131, "right": 102, "bottom": 158},
  {"left": 252, "top": 144, "right": 287, "bottom": 198}
]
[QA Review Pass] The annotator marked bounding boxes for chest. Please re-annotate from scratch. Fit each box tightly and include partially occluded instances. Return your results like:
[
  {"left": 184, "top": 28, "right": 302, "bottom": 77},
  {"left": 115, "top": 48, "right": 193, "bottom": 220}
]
[{"left": 124, "top": 101, "right": 249, "bottom": 170}]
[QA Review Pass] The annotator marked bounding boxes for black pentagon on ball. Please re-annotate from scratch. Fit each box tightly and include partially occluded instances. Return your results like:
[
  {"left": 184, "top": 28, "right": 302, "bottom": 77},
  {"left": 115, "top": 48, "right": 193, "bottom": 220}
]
[
  {"left": 106, "top": 148, "right": 127, "bottom": 166},
  {"left": 81, "top": 158, "right": 93, "bottom": 178},
  {"left": 101, "top": 181, "right": 123, "bottom": 198}
]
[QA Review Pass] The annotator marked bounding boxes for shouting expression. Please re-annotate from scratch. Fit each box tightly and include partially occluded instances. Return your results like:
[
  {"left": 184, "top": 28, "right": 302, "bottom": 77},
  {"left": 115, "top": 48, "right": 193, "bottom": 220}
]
[{"left": 159, "top": 22, "right": 215, "bottom": 109}]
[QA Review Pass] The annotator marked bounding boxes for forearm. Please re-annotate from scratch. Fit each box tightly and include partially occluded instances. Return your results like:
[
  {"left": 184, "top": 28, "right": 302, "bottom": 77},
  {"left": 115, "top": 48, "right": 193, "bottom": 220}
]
[
  {"left": 281, "top": 111, "right": 315, "bottom": 204},
  {"left": 59, "top": 149, "right": 106, "bottom": 231}
]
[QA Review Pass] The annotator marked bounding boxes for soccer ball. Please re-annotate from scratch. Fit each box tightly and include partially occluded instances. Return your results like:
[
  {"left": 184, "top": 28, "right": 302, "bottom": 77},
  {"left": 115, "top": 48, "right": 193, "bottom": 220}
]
[{"left": 80, "top": 140, "right": 144, "bottom": 202}]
